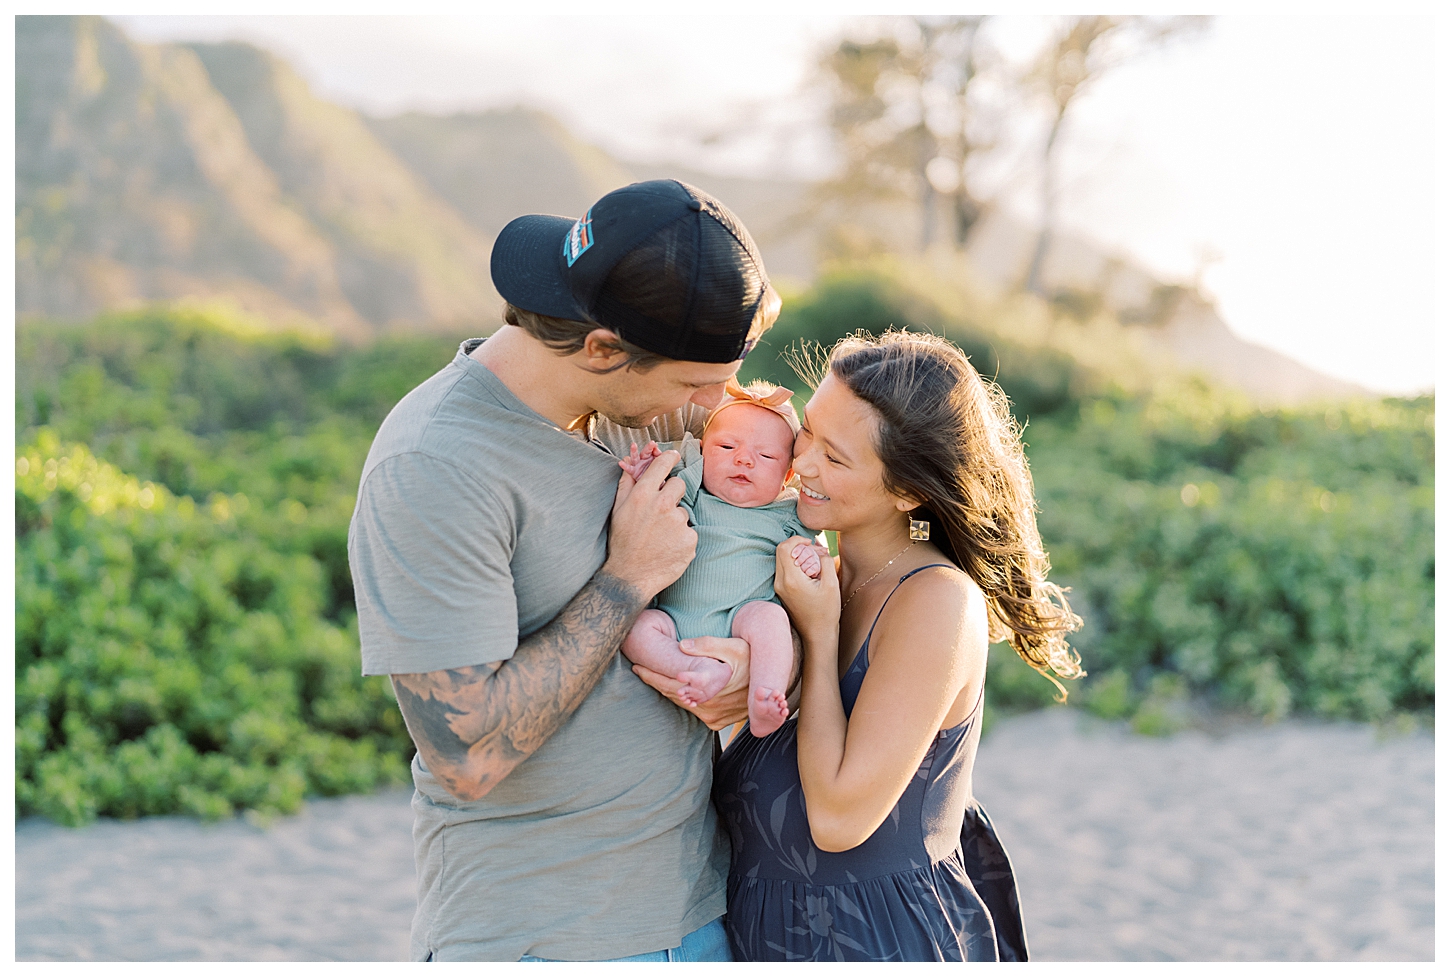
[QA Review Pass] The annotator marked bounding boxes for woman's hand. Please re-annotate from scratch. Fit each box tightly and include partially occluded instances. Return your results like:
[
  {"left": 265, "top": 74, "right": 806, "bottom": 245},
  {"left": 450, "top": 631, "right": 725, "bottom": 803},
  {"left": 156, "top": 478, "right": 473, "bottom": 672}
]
[
  {"left": 632, "top": 635, "right": 751, "bottom": 730},
  {"left": 775, "top": 536, "right": 841, "bottom": 644}
]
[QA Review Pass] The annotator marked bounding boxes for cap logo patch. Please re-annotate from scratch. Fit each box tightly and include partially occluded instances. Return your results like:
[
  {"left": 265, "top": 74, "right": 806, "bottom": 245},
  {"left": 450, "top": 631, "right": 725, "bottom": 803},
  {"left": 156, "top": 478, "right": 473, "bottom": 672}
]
[{"left": 563, "top": 209, "right": 594, "bottom": 267}]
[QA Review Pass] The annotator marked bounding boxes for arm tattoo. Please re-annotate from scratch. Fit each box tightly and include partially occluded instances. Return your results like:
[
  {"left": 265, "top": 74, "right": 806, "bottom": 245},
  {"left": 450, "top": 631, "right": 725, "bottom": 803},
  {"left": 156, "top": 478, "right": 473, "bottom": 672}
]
[{"left": 390, "top": 570, "right": 646, "bottom": 800}]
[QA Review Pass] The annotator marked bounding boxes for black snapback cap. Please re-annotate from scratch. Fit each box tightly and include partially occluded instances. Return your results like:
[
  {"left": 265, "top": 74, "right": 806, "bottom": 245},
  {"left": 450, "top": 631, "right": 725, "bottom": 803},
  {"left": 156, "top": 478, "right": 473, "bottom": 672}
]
[{"left": 490, "top": 180, "right": 770, "bottom": 363}]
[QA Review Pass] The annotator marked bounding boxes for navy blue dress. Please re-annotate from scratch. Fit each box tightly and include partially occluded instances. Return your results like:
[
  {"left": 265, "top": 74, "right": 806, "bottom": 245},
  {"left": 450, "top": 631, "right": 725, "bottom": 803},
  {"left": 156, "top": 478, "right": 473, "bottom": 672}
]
[{"left": 713, "top": 566, "right": 1029, "bottom": 962}]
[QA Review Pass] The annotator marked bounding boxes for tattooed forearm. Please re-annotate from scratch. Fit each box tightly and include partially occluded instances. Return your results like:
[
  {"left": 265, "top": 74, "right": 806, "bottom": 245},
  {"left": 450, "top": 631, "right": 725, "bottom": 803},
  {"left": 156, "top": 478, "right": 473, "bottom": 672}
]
[
  {"left": 390, "top": 570, "right": 646, "bottom": 800},
  {"left": 390, "top": 664, "right": 496, "bottom": 793}
]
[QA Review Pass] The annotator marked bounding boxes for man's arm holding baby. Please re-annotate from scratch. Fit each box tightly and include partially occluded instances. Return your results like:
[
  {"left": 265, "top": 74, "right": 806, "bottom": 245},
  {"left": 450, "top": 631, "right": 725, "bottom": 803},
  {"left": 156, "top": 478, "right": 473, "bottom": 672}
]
[{"left": 389, "top": 450, "right": 703, "bottom": 802}]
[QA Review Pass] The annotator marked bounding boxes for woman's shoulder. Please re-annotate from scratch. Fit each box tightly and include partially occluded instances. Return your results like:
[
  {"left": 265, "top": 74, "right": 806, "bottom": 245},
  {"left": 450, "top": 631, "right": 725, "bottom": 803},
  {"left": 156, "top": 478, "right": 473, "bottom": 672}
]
[
  {"left": 899, "top": 559, "right": 981, "bottom": 598},
  {"left": 875, "top": 562, "right": 989, "bottom": 645},
  {"left": 862, "top": 560, "right": 988, "bottom": 702}
]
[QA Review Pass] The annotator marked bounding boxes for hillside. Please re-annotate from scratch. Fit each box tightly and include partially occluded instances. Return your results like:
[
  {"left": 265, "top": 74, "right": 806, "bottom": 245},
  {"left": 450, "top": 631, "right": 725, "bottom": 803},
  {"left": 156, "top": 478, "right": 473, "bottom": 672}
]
[
  {"left": 17, "top": 15, "right": 1368, "bottom": 402},
  {"left": 364, "top": 108, "right": 636, "bottom": 242},
  {"left": 956, "top": 208, "right": 1372, "bottom": 403},
  {"left": 17, "top": 16, "right": 495, "bottom": 337}
]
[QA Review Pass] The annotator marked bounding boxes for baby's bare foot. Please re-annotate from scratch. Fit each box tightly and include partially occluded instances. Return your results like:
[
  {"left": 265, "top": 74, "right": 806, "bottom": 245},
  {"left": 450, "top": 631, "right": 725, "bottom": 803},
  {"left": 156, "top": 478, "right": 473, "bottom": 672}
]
[
  {"left": 748, "top": 687, "right": 790, "bottom": 737},
  {"left": 675, "top": 656, "right": 732, "bottom": 707}
]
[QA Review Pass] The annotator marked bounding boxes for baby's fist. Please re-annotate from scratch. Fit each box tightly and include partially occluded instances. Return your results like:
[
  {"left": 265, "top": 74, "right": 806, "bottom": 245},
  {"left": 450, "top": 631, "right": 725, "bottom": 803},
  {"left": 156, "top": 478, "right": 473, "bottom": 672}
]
[
  {"left": 792, "top": 542, "right": 823, "bottom": 579},
  {"left": 618, "top": 441, "right": 662, "bottom": 481}
]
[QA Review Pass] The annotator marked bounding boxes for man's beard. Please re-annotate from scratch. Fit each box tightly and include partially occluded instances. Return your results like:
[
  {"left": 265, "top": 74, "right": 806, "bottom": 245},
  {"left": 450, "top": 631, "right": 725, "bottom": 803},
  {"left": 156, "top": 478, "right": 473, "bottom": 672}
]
[{"left": 594, "top": 408, "right": 660, "bottom": 431}]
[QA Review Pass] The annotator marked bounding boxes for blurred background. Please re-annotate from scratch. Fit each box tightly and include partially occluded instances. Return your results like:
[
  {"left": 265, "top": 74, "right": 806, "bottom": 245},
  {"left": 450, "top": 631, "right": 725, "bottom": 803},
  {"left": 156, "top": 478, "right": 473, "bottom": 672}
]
[{"left": 15, "top": 10, "right": 1433, "bottom": 854}]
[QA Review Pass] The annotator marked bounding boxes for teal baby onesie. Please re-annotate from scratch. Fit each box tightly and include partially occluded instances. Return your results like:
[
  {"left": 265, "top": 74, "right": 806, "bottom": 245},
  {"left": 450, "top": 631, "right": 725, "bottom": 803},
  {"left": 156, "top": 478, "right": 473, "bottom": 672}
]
[{"left": 653, "top": 436, "right": 810, "bottom": 641}]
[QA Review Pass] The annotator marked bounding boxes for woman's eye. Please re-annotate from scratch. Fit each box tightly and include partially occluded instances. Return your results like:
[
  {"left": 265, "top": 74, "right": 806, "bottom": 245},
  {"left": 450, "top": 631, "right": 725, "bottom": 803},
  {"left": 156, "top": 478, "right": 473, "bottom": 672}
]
[{"left": 827, "top": 454, "right": 841, "bottom": 465}]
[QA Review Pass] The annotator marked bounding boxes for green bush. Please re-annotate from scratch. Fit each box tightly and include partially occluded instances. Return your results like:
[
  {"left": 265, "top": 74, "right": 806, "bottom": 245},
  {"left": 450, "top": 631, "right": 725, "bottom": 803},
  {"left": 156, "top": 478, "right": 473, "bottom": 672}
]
[
  {"left": 16, "top": 308, "right": 461, "bottom": 823},
  {"left": 1030, "top": 384, "right": 1434, "bottom": 723},
  {"left": 15, "top": 296, "right": 1433, "bottom": 824},
  {"left": 15, "top": 432, "right": 412, "bottom": 826},
  {"left": 741, "top": 269, "right": 1432, "bottom": 727}
]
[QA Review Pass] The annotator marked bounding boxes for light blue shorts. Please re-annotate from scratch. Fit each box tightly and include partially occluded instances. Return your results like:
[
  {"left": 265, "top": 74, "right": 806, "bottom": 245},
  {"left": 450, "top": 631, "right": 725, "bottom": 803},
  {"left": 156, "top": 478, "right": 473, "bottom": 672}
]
[{"left": 518, "top": 917, "right": 732, "bottom": 963}]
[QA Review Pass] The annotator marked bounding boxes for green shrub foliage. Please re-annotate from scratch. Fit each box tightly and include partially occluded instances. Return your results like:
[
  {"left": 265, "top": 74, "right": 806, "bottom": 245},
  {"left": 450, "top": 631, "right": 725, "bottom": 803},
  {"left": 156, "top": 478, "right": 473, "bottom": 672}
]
[
  {"left": 15, "top": 307, "right": 456, "bottom": 825},
  {"left": 1030, "top": 383, "right": 1434, "bottom": 724},
  {"left": 15, "top": 297, "right": 1433, "bottom": 823},
  {"left": 748, "top": 266, "right": 1432, "bottom": 726},
  {"left": 16, "top": 434, "right": 413, "bottom": 825}
]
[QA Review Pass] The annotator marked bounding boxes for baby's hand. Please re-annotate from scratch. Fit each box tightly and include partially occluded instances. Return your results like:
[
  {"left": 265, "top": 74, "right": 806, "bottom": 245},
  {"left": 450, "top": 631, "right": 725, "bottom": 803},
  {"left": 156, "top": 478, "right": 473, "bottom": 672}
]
[
  {"left": 791, "top": 541, "right": 823, "bottom": 579},
  {"left": 618, "top": 441, "right": 662, "bottom": 481}
]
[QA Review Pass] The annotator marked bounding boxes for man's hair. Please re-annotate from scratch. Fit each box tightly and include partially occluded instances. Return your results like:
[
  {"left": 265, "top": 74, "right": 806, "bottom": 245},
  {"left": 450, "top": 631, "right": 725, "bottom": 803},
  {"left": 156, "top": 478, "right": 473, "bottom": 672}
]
[
  {"left": 503, "top": 287, "right": 780, "bottom": 374},
  {"left": 503, "top": 302, "right": 666, "bottom": 374}
]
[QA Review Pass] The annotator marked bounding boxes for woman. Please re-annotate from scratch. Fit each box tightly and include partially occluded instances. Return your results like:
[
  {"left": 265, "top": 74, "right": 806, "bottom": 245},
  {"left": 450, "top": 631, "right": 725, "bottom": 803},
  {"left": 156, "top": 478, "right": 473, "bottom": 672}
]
[{"left": 712, "top": 330, "right": 1083, "bottom": 962}]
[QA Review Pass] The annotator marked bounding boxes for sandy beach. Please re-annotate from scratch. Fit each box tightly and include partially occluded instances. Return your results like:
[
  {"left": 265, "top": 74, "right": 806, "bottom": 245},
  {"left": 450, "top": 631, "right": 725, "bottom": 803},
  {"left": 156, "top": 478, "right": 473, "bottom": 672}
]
[{"left": 15, "top": 708, "right": 1433, "bottom": 962}]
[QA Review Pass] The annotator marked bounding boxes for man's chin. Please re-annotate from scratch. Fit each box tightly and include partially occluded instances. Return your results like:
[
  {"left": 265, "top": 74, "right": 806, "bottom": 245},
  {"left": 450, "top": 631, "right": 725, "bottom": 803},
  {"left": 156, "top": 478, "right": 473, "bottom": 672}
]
[{"left": 597, "top": 410, "right": 660, "bottom": 431}]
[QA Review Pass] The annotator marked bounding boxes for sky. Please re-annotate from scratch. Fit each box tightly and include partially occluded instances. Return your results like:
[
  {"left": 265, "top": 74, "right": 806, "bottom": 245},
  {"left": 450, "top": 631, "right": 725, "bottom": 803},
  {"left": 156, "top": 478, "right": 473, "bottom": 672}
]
[{"left": 112, "top": 13, "right": 1438, "bottom": 396}]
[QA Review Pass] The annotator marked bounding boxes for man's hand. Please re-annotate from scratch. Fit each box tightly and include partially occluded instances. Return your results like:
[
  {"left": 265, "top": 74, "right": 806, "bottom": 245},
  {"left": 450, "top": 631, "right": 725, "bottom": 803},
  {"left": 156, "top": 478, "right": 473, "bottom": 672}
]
[
  {"left": 633, "top": 635, "right": 751, "bottom": 730},
  {"left": 604, "top": 448, "right": 696, "bottom": 598}
]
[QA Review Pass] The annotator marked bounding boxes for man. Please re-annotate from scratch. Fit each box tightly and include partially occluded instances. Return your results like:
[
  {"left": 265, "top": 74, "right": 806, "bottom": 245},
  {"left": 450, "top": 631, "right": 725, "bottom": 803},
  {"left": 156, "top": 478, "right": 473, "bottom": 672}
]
[{"left": 348, "top": 180, "right": 779, "bottom": 961}]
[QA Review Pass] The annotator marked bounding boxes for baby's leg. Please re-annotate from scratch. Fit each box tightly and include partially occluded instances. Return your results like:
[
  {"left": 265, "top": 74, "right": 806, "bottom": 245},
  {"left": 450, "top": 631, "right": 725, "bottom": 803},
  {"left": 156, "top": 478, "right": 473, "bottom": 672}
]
[
  {"left": 732, "top": 600, "right": 794, "bottom": 737},
  {"left": 622, "top": 610, "right": 732, "bottom": 708}
]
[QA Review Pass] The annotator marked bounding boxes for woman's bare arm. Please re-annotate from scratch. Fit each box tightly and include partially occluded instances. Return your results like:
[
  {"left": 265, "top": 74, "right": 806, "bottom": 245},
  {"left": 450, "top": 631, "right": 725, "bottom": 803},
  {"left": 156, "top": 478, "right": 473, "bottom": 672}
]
[{"left": 776, "top": 545, "right": 988, "bottom": 852}]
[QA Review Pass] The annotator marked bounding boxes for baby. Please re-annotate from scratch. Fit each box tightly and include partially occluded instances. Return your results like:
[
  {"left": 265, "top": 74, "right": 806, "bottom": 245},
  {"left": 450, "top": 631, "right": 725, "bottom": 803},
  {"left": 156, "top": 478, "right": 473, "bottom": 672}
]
[{"left": 620, "top": 379, "right": 821, "bottom": 737}]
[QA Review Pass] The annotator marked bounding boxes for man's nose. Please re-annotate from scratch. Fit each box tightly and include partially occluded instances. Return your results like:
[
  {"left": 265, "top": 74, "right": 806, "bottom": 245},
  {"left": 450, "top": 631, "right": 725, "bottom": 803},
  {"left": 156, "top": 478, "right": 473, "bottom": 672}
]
[{"left": 690, "top": 383, "right": 729, "bottom": 408}]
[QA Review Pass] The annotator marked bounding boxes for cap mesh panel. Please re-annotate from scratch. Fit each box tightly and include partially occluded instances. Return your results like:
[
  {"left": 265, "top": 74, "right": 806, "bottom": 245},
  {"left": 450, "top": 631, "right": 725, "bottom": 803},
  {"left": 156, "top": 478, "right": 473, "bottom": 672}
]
[{"left": 593, "top": 204, "right": 766, "bottom": 363}]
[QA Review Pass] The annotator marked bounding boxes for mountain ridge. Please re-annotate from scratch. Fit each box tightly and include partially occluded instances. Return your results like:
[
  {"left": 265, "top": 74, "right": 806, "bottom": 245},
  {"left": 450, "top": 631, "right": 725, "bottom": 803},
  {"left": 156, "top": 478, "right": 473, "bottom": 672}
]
[{"left": 17, "top": 15, "right": 1371, "bottom": 403}]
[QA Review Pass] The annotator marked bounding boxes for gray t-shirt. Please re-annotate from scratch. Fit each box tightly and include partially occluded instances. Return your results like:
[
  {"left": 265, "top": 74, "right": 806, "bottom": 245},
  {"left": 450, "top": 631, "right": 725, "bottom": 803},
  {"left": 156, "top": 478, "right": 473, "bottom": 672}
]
[{"left": 348, "top": 341, "right": 729, "bottom": 961}]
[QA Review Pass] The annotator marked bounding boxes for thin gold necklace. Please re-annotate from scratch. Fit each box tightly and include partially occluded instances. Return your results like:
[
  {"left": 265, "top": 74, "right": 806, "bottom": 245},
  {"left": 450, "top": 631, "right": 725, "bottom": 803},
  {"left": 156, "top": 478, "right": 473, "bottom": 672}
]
[{"left": 842, "top": 542, "right": 914, "bottom": 607}]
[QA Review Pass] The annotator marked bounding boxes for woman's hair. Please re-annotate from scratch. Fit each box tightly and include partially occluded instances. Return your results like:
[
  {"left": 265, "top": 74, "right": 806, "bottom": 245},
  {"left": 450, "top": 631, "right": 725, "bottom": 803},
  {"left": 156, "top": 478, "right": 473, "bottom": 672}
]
[{"left": 822, "top": 329, "right": 1084, "bottom": 696}]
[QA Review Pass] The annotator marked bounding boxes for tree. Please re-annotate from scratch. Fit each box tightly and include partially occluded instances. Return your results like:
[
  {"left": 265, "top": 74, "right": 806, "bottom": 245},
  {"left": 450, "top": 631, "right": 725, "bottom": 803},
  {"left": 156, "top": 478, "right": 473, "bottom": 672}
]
[
  {"left": 816, "top": 16, "right": 994, "bottom": 252},
  {"left": 1023, "top": 15, "right": 1209, "bottom": 297}
]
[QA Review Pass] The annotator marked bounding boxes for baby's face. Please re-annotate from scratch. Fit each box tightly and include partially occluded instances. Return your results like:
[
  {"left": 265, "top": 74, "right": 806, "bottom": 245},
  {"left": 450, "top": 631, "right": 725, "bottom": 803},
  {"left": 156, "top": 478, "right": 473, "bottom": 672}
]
[{"left": 700, "top": 403, "right": 795, "bottom": 508}]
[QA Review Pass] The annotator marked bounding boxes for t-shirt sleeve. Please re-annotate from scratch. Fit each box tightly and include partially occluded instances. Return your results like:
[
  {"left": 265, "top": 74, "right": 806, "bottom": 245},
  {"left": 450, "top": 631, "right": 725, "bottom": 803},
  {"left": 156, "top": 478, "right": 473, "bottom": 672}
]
[
  {"left": 773, "top": 489, "right": 810, "bottom": 542},
  {"left": 785, "top": 517, "right": 810, "bottom": 542},
  {"left": 645, "top": 436, "right": 704, "bottom": 513},
  {"left": 349, "top": 452, "right": 520, "bottom": 676},
  {"left": 675, "top": 434, "right": 704, "bottom": 510}
]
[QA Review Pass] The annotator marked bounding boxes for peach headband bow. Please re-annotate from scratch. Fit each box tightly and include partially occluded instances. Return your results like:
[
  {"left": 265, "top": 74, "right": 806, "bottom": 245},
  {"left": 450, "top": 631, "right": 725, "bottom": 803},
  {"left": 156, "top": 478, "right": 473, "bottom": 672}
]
[{"left": 704, "top": 377, "right": 801, "bottom": 435}]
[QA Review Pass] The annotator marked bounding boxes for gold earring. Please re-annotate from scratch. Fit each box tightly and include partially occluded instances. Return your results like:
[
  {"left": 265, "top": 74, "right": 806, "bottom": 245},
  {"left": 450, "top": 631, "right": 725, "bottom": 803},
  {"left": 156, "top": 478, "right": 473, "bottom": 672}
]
[{"left": 909, "top": 518, "right": 931, "bottom": 542}]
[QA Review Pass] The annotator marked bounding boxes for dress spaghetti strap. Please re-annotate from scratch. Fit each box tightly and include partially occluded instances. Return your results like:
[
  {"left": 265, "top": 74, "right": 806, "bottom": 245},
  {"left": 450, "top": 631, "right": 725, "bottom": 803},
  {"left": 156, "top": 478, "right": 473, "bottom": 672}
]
[{"left": 859, "top": 562, "right": 958, "bottom": 657}]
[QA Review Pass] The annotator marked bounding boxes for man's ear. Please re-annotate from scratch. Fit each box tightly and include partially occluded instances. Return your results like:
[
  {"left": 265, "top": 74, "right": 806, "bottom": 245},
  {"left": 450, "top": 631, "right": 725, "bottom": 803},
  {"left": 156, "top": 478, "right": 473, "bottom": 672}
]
[{"left": 579, "top": 328, "right": 629, "bottom": 372}]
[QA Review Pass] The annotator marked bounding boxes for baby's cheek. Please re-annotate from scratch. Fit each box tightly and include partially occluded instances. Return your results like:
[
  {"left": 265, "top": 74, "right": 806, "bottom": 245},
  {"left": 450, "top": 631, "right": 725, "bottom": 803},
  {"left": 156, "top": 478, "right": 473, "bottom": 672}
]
[{"left": 700, "top": 456, "right": 728, "bottom": 498}]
